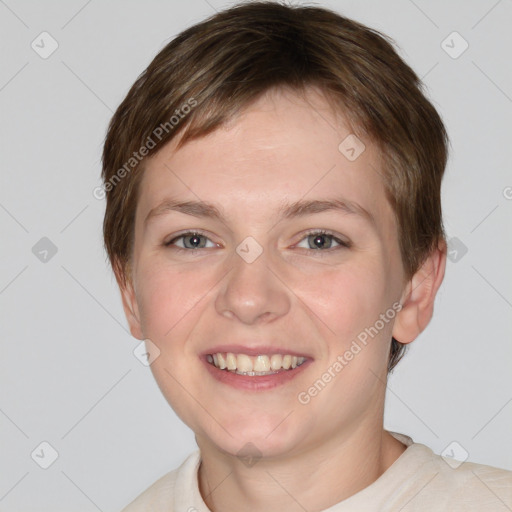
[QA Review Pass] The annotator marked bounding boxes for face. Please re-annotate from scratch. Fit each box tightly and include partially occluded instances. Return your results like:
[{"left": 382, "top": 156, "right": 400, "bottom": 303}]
[{"left": 122, "top": 87, "right": 408, "bottom": 459}]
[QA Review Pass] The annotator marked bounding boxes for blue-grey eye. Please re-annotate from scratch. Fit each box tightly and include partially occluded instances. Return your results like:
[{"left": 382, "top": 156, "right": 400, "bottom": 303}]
[
  {"left": 296, "top": 231, "right": 347, "bottom": 250},
  {"left": 166, "top": 232, "right": 215, "bottom": 249}
]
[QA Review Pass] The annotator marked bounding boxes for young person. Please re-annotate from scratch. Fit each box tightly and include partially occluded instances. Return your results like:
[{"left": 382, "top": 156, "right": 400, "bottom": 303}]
[{"left": 100, "top": 2, "right": 512, "bottom": 510}]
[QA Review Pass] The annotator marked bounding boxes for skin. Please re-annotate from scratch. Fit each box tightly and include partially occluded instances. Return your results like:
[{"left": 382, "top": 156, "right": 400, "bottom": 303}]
[{"left": 117, "top": 86, "right": 446, "bottom": 512}]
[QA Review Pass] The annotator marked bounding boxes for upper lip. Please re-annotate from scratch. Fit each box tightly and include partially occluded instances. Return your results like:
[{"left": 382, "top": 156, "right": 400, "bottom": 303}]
[{"left": 201, "top": 344, "right": 312, "bottom": 359}]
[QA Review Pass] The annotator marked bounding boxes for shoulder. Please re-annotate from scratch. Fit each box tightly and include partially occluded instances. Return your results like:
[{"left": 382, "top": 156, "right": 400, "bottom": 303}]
[
  {"left": 385, "top": 433, "right": 512, "bottom": 511},
  {"left": 439, "top": 459, "right": 512, "bottom": 509},
  {"left": 414, "top": 447, "right": 512, "bottom": 510},
  {"left": 120, "top": 451, "right": 201, "bottom": 512}
]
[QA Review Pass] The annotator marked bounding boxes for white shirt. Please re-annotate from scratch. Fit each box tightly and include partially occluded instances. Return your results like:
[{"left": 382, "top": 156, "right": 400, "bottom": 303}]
[{"left": 121, "top": 431, "right": 512, "bottom": 511}]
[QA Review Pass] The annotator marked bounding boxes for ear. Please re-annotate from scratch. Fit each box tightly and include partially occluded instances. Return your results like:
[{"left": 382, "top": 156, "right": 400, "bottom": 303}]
[
  {"left": 392, "top": 239, "right": 447, "bottom": 344},
  {"left": 114, "top": 259, "right": 143, "bottom": 340}
]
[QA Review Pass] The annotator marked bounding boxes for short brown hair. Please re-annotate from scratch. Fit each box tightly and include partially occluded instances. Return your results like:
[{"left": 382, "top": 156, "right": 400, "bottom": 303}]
[{"left": 101, "top": 1, "right": 449, "bottom": 372}]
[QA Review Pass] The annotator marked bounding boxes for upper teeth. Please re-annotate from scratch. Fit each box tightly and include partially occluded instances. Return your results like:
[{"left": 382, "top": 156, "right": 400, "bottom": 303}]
[{"left": 207, "top": 353, "right": 306, "bottom": 372}]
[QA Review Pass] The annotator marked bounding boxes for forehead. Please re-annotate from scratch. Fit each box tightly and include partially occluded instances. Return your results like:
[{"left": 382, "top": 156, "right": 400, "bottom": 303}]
[{"left": 136, "top": 87, "right": 392, "bottom": 231}]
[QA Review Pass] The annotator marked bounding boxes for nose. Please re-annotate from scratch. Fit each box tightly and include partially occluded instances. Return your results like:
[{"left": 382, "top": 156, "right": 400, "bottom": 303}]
[{"left": 215, "top": 242, "right": 291, "bottom": 325}]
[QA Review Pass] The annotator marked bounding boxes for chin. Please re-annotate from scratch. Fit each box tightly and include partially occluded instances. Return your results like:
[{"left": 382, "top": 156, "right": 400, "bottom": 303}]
[{"left": 197, "top": 415, "right": 306, "bottom": 461}]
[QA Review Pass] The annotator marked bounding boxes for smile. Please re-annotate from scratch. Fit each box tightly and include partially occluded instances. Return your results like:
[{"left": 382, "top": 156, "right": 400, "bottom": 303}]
[
  {"left": 202, "top": 349, "right": 312, "bottom": 390},
  {"left": 206, "top": 352, "right": 307, "bottom": 376}
]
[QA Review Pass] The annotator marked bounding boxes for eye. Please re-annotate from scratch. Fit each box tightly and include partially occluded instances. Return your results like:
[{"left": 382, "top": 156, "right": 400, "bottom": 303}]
[
  {"left": 164, "top": 229, "right": 350, "bottom": 253},
  {"left": 295, "top": 230, "right": 350, "bottom": 251},
  {"left": 165, "top": 231, "right": 217, "bottom": 250}
]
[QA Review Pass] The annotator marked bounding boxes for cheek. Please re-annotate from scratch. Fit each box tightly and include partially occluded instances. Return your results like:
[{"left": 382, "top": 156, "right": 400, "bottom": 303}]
[
  {"left": 300, "top": 258, "right": 388, "bottom": 340},
  {"left": 136, "top": 260, "right": 208, "bottom": 342}
]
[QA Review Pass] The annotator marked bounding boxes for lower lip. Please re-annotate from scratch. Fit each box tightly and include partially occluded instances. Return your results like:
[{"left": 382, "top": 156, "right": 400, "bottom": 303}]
[{"left": 201, "top": 356, "right": 312, "bottom": 391}]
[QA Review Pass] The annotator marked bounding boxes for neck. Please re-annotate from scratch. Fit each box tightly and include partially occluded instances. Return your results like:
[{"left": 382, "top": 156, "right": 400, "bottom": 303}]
[{"left": 197, "top": 424, "right": 407, "bottom": 512}]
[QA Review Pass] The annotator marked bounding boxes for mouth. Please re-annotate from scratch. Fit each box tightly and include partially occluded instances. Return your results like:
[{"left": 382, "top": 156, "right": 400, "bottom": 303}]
[
  {"left": 201, "top": 349, "right": 312, "bottom": 391},
  {"left": 206, "top": 352, "right": 307, "bottom": 376}
]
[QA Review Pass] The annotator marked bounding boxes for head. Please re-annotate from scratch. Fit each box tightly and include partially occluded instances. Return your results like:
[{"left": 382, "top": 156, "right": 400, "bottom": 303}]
[{"left": 101, "top": 2, "right": 447, "bottom": 457}]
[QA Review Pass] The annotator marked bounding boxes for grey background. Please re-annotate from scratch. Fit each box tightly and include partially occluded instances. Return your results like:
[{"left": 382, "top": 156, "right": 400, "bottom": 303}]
[{"left": 1, "top": 0, "right": 511, "bottom": 510}]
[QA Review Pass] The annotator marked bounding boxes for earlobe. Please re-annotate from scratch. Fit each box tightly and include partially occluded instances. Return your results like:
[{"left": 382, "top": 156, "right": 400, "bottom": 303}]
[
  {"left": 114, "top": 261, "right": 144, "bottom": 340},
  {"left": 392, "top": 240, "right": 447, "bottom": 344}
]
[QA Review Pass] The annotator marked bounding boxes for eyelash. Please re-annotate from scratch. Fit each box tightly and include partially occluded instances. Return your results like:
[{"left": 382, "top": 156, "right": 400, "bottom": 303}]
[{"left": 164, "top": 229, "right": 351, "bottom": 255}]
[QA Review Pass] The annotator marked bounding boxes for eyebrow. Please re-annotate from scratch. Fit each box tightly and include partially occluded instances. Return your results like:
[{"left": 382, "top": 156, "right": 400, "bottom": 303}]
[{"left": 144, "top": 197, "right": 375, "bottom": 227}]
